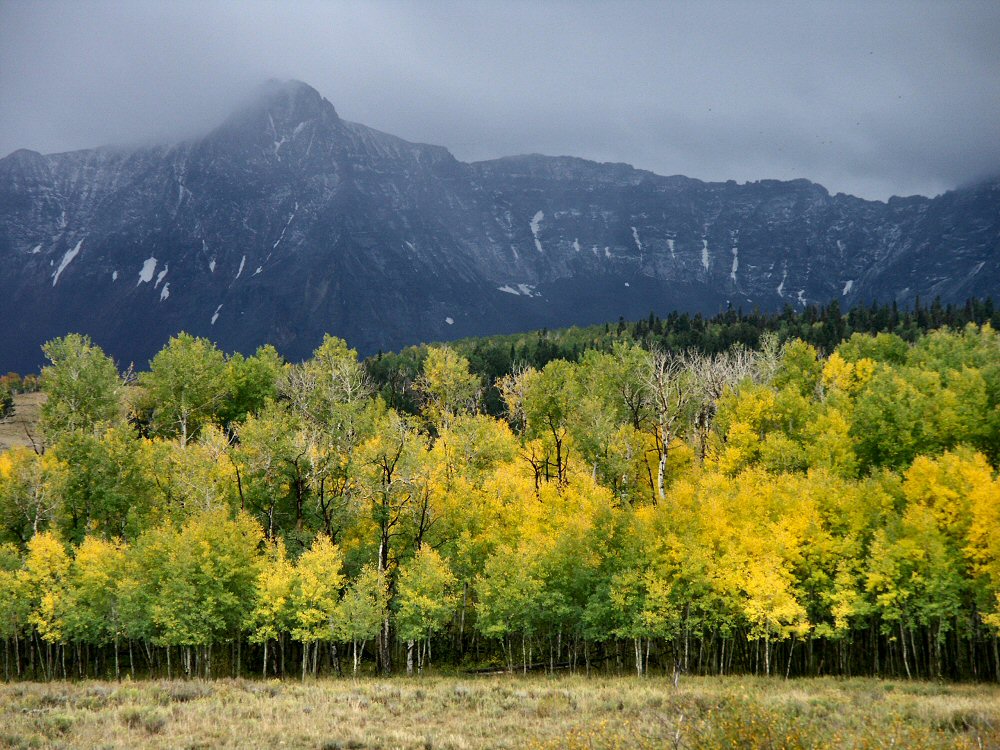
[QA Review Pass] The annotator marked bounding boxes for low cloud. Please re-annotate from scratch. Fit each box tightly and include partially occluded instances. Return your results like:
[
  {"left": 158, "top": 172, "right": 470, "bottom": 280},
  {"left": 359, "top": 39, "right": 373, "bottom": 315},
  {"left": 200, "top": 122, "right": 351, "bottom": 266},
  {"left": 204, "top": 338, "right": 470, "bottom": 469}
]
[{"left": 2, "top": 0, "right": 998, "bottom": 200}]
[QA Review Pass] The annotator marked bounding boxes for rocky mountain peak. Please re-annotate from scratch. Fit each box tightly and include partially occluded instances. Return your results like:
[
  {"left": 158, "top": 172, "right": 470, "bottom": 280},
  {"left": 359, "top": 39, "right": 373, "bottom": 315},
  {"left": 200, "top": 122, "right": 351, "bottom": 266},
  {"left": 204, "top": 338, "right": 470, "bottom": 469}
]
[
  {"left": 204, "top": 79, "right": 340, "bottom": 156},
  {"left": 252, "top": 79, "right": 338, "bottom": 124}
]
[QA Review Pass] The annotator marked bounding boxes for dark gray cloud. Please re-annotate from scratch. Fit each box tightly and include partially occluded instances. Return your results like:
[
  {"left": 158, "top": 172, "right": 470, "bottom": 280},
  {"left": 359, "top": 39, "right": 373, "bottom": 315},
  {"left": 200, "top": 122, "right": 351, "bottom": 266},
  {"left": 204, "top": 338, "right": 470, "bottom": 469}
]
[{"left": 2, "top": 0, "right": 999, "bottom": 200}]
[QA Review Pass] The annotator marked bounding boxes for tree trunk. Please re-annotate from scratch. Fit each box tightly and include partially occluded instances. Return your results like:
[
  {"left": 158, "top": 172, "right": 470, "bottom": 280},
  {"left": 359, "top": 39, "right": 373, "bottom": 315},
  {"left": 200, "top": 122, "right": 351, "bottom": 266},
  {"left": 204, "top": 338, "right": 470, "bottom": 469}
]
[
  {"left": 378, "top": 534, "right": 392, "bottom": 675},
  {"left": 900, "top": 622, "right": 912, "bottom": 679},
  {"left": 458, "top": 583, "right": 467, "bottom": 657},
  {"left": 657, "top": 424, "right": 668, "bottom": 500}
]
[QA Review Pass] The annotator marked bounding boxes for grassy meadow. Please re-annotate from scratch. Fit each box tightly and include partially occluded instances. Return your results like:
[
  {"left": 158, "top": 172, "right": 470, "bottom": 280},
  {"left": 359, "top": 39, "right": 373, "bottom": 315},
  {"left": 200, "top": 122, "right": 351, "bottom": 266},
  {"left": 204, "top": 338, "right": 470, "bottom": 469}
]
[
  {"left": 0, "top": 392, "right": 43, "bottom": 453},
  {"left": 0, "top": 675, "right": 997, "bottom": 750}
]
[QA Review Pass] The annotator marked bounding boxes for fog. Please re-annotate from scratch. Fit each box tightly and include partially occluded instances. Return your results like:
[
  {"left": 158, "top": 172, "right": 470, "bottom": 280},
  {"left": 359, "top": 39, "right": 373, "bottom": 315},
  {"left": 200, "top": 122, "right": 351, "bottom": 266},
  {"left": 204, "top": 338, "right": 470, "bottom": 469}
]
[{"left": 2, "top": 0, "right": 999, "bottom": 200}]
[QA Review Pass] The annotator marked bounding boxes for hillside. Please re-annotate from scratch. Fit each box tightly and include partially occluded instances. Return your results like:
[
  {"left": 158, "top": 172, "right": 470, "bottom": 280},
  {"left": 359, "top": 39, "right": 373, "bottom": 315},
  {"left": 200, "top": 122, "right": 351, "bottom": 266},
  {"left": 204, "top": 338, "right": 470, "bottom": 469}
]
[{"left": 1, "top": 80, "right": 998, "bottom": 373}]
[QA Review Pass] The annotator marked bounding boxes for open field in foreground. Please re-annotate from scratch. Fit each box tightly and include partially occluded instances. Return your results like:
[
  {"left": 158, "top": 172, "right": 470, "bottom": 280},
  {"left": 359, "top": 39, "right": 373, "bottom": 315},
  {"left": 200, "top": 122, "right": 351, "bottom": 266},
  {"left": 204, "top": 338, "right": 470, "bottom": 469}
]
[{"left": 0, "top": 675, "right": 997, "bottom": 750}]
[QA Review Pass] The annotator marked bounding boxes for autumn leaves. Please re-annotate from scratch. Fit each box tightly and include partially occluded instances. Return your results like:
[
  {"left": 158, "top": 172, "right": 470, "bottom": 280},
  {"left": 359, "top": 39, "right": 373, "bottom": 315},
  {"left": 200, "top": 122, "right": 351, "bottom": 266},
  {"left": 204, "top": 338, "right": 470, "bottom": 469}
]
[{"left": 0, "top": 322, "right": 998, "bottom": 680}]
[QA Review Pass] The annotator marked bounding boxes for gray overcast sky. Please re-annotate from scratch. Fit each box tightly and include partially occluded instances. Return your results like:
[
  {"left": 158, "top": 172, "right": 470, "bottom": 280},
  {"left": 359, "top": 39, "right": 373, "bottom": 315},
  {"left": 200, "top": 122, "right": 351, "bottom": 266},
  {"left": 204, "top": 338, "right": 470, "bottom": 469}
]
[{"left": 2, "top": 0, "right": 999, "bottom": 200}]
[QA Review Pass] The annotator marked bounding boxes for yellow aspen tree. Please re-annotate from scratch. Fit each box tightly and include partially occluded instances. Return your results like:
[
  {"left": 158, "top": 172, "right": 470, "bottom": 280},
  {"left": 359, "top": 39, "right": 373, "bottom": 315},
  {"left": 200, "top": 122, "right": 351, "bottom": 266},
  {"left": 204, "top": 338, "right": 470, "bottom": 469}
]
[
  {"left": 292, "top": 535, "right": 344, "bottom": 679},
  {"left": 247, "top": 538, "right": 296, "bottom": 677},
  {"left": 18, "top": 531, "right": 71, "bottom": 679}
]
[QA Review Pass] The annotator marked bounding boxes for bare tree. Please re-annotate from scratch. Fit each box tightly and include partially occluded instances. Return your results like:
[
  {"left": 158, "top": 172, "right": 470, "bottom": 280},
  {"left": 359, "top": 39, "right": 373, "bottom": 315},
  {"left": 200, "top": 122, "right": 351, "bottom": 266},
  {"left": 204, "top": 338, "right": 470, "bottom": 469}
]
[
  {"left": 644, "top": 349, "right": 698, "bottom": 501},
  {"left": 496, "top": 362, "right": 534, "bottom": 436},
  {"left": 685, "top": 344, "right": 771, "bottom": 464}
]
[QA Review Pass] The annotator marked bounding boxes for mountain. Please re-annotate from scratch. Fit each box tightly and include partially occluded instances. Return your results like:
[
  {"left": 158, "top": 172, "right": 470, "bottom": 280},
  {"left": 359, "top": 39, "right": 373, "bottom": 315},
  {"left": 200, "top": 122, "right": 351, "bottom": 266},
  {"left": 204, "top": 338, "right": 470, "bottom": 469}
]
[{"left": 1, "top": 80, "right": 998, "bottom": 372}]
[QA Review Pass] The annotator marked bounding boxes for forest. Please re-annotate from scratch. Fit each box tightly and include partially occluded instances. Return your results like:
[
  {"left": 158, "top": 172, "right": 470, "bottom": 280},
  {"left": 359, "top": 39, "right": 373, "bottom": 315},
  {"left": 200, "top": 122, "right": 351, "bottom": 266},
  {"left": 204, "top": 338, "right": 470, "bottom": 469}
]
[{"left": 0, "top": 299, "right": 998, "bottom": 684}]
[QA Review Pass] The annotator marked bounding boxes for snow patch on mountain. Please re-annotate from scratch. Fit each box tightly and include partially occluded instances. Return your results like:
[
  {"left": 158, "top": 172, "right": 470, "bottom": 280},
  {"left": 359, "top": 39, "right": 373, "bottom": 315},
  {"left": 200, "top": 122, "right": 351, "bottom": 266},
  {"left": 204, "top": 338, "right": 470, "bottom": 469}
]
[
  {"left": 211, "top": 304, "right": 222, "bottom": 325},
  {"left": 236, "top": 255, "right": 246, "bottom": 279},
  {"left": 267, "top": 112, "right": 287, "bottom": 158},
  {"left": 52, "top": 240, "right": 82, "bottom": 286},
  {"left": 159, "top": 283, "right": 170, "bottom": 302},
  {"left": 530, "top": 211, "right": 544, "bottom": 253},
  {"left": 499, "top": 283, "right": 540, "bottom": 297},
  {"left": 154, "top": 265, "right": 169, "bottom": 289},
  {"left": 842, "top": 279, "right": 854, "bottom": 295},
  {"left": 701, "top": 240, "right": 710, "bottom": 271},
  {"left": 138, "top": 257, "right": 157, "bottom": 285},
  {"left": 273, "top": 204, "right": 297, "bottom": 250},
  {"left": 631, "top": 227, "right": 643, "bottom": 260}
]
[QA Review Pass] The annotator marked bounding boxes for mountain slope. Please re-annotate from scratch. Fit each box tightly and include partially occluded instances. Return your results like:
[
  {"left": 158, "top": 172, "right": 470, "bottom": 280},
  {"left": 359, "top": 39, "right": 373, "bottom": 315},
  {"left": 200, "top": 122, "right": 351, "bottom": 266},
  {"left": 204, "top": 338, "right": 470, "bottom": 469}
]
[{"left": 1, "top": 80, "right": 997, "bottom": 372}]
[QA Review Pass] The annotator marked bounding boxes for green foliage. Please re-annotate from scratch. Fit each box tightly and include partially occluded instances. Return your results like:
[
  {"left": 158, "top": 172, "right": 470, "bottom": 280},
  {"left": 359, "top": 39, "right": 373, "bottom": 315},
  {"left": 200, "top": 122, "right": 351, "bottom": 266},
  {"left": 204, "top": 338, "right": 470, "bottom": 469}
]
[
  {"left": 475, "top": 544, "right": 543, "bottom": 643},
  {"left": 416, "top": 346, "right": 479, "bottom": 429},
  {"left": 291, "top": 535, "right": 344, "bottom": 645},
  {"left": 0, "top": 382, "right": 12, "bottom": 419},
  {"left": 141, "top": 510, "right": 262, "bottom": 647},
  {"left": 395, "top": 547, "right": 457, "bottom": 642},
  {"left": 50, "top": 428, "right": 155, "bottom": 543},
  {"left": 138, "top": 333, "right": 228, "bottom": 445},
  {"left": 217, "top": 344, "right": 285, "bottom": 426},
  {"left": 337, "top": 563, "right": 387, "bottom": 645},
  {"left": 40, "top": 334, "right": 122, "bottom": 440},
  {"left": 0, "top": 311, "right": 998, "bottom": 681}
]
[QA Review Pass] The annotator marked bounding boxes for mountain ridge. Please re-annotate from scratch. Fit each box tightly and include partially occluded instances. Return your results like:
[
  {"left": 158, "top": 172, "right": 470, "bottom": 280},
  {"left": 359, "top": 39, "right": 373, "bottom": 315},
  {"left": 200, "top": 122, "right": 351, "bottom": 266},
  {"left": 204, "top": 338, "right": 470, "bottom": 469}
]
[{"left": 1, "top": 80, "right": 997, "bottom": 372}]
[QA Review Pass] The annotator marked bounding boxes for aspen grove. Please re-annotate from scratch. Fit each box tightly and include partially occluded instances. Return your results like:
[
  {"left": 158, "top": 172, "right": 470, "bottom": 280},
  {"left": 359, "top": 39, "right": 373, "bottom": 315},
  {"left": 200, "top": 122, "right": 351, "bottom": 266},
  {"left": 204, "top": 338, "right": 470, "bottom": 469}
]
[{"left": 1, "top": 321, "right": 999, "bottom": 682}]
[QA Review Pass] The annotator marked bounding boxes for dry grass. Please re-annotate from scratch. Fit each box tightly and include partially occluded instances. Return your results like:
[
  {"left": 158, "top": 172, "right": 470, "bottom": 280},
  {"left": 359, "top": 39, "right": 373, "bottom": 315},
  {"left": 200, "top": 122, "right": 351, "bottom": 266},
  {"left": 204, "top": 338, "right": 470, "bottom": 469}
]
[
  {"left": 0, "top": 675, "right": 997, "bottom": 749},
  {"left": 0, "top": 392, "right": 45, "bottom": 453}
]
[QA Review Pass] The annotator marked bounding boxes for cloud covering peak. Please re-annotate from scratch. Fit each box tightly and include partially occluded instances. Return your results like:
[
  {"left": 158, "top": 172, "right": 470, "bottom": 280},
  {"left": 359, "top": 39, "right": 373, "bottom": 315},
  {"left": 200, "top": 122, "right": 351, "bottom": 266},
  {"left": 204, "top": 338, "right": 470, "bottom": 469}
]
[{"left": 2, "top": 1, "right": 999, "bottom": 200}]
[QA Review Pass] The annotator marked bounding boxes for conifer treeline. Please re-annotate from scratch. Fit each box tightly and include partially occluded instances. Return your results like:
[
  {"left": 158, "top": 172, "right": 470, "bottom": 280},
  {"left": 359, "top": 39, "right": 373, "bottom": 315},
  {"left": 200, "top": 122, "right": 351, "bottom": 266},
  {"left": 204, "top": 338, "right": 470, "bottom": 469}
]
[
  {"left": 367, "top": 296, "right": 999, "bottom": 416},
  {"left": 0, "top": 302, "right": 998, "bottom": 682}
]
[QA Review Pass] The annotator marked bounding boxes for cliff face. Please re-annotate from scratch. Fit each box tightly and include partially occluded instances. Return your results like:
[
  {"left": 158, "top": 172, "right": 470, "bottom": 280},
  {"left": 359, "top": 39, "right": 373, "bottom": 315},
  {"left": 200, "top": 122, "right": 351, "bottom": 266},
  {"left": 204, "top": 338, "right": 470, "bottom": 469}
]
[{"left": 1, "top": 80, "right": 997, "bottom": 371}]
